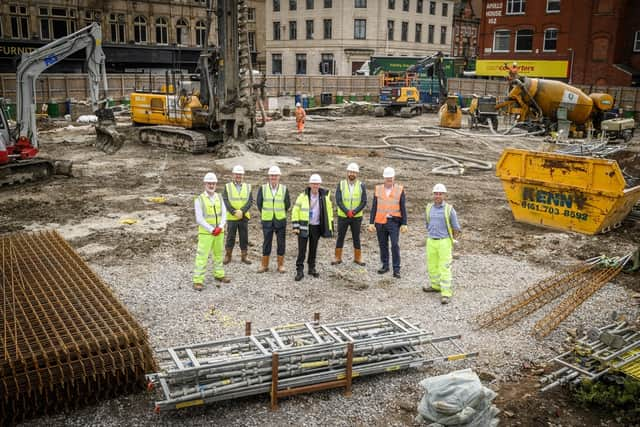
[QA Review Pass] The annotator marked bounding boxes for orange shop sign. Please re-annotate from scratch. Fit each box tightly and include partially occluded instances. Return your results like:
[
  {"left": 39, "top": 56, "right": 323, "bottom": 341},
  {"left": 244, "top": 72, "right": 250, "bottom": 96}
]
[{"left": 476, "top": 60, "right": 568, "bottom": 78}]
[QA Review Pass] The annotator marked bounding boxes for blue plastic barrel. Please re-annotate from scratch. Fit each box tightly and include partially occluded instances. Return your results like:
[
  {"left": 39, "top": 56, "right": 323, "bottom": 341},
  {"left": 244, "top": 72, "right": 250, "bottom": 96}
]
[
  {"left": 302, "top": 95, "right": 309, "bottom": 109},
  {"left": 295, "top": 94, "right": 302, "bottom": 106}
]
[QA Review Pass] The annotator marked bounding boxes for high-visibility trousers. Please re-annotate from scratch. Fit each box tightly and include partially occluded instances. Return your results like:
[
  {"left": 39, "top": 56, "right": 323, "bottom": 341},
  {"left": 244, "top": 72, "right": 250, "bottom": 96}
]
[
  {"left": 297, "top": 121, "right": 305, "bottom": 132},
  {"left": 193, "top": 232, "right": 225, "bottom": 283},
  {"left": 426, "top": 237, "right": 453, "bottom": 297}
]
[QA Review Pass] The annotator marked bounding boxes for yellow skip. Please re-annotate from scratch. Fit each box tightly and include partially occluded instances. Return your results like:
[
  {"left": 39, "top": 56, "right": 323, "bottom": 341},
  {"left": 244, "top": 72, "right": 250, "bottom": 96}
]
[{"left": 175, "top": 399, "right": 204, "bottom": 409}]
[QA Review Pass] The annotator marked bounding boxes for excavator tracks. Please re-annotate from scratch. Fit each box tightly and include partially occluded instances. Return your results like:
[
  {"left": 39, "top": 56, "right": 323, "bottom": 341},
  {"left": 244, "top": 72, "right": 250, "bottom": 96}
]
[
  {"left": 137, "top": 126, "right": 209, "bottom": 154},
  {"left": 0, "top": 159, "right": 72, "bottom": 187}
]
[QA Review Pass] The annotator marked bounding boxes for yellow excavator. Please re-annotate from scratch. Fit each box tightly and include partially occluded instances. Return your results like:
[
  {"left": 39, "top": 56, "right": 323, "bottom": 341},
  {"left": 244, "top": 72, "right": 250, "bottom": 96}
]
[{"left": 127, "top": 0, "right": 266, "bottom": 153}]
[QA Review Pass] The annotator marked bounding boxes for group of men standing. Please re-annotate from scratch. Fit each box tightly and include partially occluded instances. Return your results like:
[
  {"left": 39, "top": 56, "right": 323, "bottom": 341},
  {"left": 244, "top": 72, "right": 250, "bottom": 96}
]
[{"left": 192, "top": 163, "right": 461, "bottom": 304}]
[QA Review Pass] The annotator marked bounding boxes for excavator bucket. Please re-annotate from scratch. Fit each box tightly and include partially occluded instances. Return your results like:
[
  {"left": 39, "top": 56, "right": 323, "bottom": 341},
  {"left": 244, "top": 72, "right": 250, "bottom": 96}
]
[{"left": 95, "top": 123, "right": 124, "bottom": 154}]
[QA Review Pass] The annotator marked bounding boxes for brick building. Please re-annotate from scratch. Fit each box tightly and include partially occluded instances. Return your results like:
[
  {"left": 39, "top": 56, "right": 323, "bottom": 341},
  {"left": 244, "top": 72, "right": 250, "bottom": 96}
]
[{"left": 476, "top": 0, "right": 639, "bottom": 86}]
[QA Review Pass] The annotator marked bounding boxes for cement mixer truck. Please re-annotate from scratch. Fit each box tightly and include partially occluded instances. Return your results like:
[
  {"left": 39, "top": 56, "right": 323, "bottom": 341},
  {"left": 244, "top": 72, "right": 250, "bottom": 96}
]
[{"left": 496, "top": 77, "right": 634, "bottom": 141}]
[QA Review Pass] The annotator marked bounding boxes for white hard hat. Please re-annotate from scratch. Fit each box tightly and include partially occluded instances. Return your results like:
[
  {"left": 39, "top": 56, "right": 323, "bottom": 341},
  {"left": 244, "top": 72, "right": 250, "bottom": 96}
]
[
  {"left": 382, "top": 167, "right": 395, "bottom": 178},
  {"left": 309, "top": 174, "right": 322, "bottom": 184},
  {"left": 232, "top": 165, "right": 245, "bottom": 174},
  {"left": 433, "top": 183, "right": 447, "bottom": 193},
  {"left": 268, "top": 165, "right": 281, "bottom": 175},
  {"left": 346, "top": 162, "right": 360, "bottom": 173},
  {"left": 203, "top": 172, "right": 218, "bottom": 183},
  {"left": 296, "top": 102, "right": 301, "bottom": 107},
  {"left": 512, "top": 61, "right": 518, "bottom": 66}
]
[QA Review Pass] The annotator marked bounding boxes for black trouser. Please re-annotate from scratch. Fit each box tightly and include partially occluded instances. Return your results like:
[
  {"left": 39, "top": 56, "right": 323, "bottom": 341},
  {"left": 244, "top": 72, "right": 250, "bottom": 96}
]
[
  {"left": 262, "top": 220, "right": 286, "bottom": 256},
  {"left": 225, "top": 219, "right": 249, "bottom": 251},
  {"left": 296, "top": 224, "right": 321, "bottom": 272},
  {"left": 335, "top": 216, "right": 362, "bottom": 249},
  {"left": 376, "top": 218, "right": 401, "bottom": 273}
]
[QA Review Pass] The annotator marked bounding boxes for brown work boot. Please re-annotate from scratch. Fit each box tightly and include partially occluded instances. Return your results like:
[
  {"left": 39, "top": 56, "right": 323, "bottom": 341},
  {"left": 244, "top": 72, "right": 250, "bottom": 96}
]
[
  {"left": 257, "top": 256, "right": 269, "bottom": 273},
  {"left": 223, "top": 249, "right": 233, "bottom": 265},
  {"left": 331, "top": 248, "right": 343, "bottom": 265},
  {"left": 215, "top": 276, "right": 231, "bottom": 287},
  {"left": 277, "top": 255, "right": 286, "bottom": 273},
  {"left": 353, "top": 248, "right": 366, "bottom": 266},
  {"left": 241, "top": 250, "right": 252, "bottom": 265}
]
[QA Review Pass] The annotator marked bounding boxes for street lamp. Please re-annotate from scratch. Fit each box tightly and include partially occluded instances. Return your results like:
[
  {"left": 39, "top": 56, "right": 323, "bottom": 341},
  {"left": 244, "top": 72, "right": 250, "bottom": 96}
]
[{"left": 568, "top": 48, "right": 574, "bottom": 84}]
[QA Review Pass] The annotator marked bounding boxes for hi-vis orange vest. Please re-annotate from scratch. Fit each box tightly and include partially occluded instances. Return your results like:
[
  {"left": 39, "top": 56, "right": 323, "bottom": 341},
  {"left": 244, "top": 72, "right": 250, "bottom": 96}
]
[{"left": 374, "top": 184, "right": 403, "bottom": 224}]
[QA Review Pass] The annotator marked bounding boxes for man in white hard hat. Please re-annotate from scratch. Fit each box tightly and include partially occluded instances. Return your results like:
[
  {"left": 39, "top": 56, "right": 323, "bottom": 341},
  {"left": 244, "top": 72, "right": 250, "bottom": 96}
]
[
  {"left": 256, "top": 165, "right": 291, "bottom": 273},
  {"left": 192, "top": 172, "right": 230, "bottom": 291},
  {"left": 292, "top": 174, "right": 334, "bottom": 281},
  {"left": 333, "top": 162, "right": 367, "bottom": 266},
  {"left": 424, "top": 183, "right": 461, "bottom": 304},
  {"left": 295, "top": 102, "right": 306, "bottom": 141},
  {"left": 368, "top": 167, "right": 407, "bottom": 279},
  {"left": 222, "top": 165, "right": 253, "bottom": 265}
]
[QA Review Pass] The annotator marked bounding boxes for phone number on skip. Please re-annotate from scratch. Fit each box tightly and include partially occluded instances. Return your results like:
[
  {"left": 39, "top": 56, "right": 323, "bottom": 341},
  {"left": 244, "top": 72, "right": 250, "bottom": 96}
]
[{"left": 520, "top": 201, "right": 589, "bottom": 221}]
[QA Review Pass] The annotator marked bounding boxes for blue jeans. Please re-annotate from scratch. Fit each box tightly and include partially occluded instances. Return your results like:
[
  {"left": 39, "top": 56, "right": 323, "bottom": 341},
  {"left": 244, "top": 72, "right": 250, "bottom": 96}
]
[{"left": 376, "top": 219, "right": 401, "bottom": 273}]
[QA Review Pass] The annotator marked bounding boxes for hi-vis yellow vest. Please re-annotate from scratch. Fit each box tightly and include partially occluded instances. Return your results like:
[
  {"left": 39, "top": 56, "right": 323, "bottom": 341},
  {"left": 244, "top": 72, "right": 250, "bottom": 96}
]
[
  {"left": 337, "top": 180, "right": 363, "bottom": 218},
  {"left": 225, "top": 182, "right": 251, "bottom": 221},
  {"left": 197, "top": 192, "right": 222, "bottom": 235},
  {"left": 261, "top": 184, "right": 287, "bottom": 221}
]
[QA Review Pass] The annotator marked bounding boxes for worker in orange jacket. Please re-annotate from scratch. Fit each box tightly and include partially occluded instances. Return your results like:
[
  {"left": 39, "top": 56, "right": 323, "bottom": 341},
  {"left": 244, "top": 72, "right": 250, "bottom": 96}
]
[{"left": 295, "top": 102, "right": 306, "bottom": 141}]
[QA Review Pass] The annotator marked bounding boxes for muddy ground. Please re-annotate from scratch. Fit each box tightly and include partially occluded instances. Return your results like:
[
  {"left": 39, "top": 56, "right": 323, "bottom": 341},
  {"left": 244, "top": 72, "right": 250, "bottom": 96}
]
[{"left": 2, "top": 110, "right": 640, "bottom": 425}]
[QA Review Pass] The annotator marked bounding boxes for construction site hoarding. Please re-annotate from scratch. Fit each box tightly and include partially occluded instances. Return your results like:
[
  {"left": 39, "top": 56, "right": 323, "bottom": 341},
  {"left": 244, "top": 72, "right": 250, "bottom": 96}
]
[
  {"left": 476, "top": 60, "right": 569, "bottom": 78},
  {"left": 496, "top": 148, "right": 640, "bottom": 235}
]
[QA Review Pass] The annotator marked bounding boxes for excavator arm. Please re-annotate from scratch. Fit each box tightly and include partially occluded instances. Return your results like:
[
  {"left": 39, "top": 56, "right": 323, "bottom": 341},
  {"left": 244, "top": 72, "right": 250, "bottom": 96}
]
[
  {"left": 15, "top": 22, "right": 111, "bottom": 150},
  {"left": 406, "top": 51, "right": 448, "bottom": 102}
]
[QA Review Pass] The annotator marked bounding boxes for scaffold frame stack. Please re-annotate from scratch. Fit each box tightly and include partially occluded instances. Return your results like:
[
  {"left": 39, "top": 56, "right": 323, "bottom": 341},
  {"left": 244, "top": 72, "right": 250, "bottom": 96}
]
[
  {"left": 147, "top": 315, "right": 478, "bottom": 412},
  {"left": 0, "top": 230, "right": 157, "bottom": 424}
]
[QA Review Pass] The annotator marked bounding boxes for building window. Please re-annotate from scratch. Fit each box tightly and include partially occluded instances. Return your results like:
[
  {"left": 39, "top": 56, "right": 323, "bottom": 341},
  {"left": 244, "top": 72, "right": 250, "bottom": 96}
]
[
  {"left": 324, "top": 0, "right": 332, "bottom": 7},
  {"left": 306, "top": 20, "right": 314, "bottom": 39},
  {"left": 429, "top": 1, "right": 436, "bottom": 15},
  {"left": 290, "top": 0, "right": 297, "bottom": 11},
  {"left": 354, "top": 19, "right": 366, "bottom": 40},
  {"left": 272, "top": 53, "right": 282, "bottom": 74},
  {"left": 506, "top": 0, "right": 526, "bottom": 14},
  {"left": 39, "top": 7, "right": 76, "bottom": 40},
  {"left": 296, "top": 53, "right": 307, "bottom": 74},
  {"left": 248, "top": 8, "right": 256, "bottom": 21},
  {"left": 543, "top": 28, "right": 557, "bottom": 51},
  {"left": 428, "top": 24, "right": 434, "bottom": 43},
  {"left": 442, "top": 2, "right": 448, "bottom": 16},
  {"left": 109, "top": 14, "right": 126, "bottom": 44},
  {"left": 306, "top": 0, "right": 314, "bottom": 9},
  {"left": 415, "top": 23, "right": 422, "bottom": 42},
  {"left": 155, "top": 17, "right": 168, "bottom": 45},
  {"left": 387, "top": 20, "right": 394, "bottom": 41},
  {"left": 134, "top": 16, "right": 148, "bottom": 44},
  {"left": 289, "top": 21, "right": 297, "bottom": 40},
  {"left": 493, "top": 29, "right": 510, "bottom": 52},
  {"left": 417, "top": 0, "right": 424, "bottom": 13},
  {"left": 321, "top": 53, "right": 334, "bottom": 74},
  {"left": 9, "top": 5, "right": 29, "bottom": 39},
  {"left": 273, "top": 0, "right": 280, "bottom": 12},
  {"left": 635, "top": 31, "right": 640, "bottom": 52},
  {"left": 176, "top": 18, "right": 188, "bottom": 46},
  {"left": 440, "top": 26, "right": 447, "bottom": 44},
  {"left": 515, "top": 29, "right": 533, "bottom": 51},
  {"left": 196, "top": 20, "right": 207, "bottom": 46},
  {"left": 273, "top": 21, "right": 281, "bottom": 40},
  {"left": 323, "top": 19, "right": 332, "bottom": 39},
  {"left": 546, "top": 0, "right": 560, "bottom": 12},
  {"left": 388, "top": 0, "right": 395, "bottom": 9},
  {"left": 248, "top": 31, "right": 256, "bottom": 52},
  {"left": 401, "top": 22, "right": 408, "bottom": 41},
  {"left": 402, "top": 0, "right": 410, "bottom": 11},
  {"left": 355, "top": 0, "right": 367, "bottom": 7}
]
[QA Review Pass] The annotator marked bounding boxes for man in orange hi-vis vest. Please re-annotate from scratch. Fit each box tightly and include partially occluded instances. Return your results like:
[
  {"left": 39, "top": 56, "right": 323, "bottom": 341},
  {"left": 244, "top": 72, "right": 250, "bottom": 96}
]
[
  {"left": 368, "top": 167, "right": 408, "bottom": 279},
  {"left": 295, "top": 102, "right": 306, "bottom": 141}
]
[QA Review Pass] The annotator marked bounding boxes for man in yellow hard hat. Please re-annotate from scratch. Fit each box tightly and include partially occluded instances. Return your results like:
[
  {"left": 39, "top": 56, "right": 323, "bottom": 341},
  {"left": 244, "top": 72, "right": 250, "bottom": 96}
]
[
  {"left": 193, "top": 172, "right": 231, "bottom": 291},
  {"left": 292, "top": 174, "right": 333, "bottom": 281},
  {"left": 256, "top": 165, "right": 291, "bottom": 273},
  {"left": 333, "top": 162, "right": 367, "bottom": 266},
  {"left": 222, "top": 164, "right": 253, "bottom": 265}
]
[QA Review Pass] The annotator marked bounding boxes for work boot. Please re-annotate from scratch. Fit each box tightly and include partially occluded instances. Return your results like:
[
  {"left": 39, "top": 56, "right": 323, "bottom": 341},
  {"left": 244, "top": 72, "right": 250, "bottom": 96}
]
[
  {"left": 223, "top": 249, "right": 233, "bottom": 265},
  {"left": 331, "top": 248, "right": 343, "bottom": 265},
  {"left": 295, "top": 270, "right": 304, "bottom": 281},
  {"left": 353, "top": 248, "right": 366, "bottom": 266},
  {"left": 422, "top": 285, "right": 439, "bottom": 292},
  {"left": 193, "top": 282, "right": 204, "bottom": 291},
  {"left": 377, "top": 266, "right": 389, "bottom": 274},
  {"left": 215, "top": 276, "right": 231, "bottom": 287},
  {"left": 441, "top": 296, "right": 451, "bottom": 305},
  {"left": 277, "top": 256, "right": 286, "bottom": 273},
  {"left": 257, "top": 256, "right": 269, "bottom": 273},
  {"left": 241, "top": 250, "right": 252, "bottom": 265},
  {"left": 309, "top": 267, "right": 319, "bottom": 278}
]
